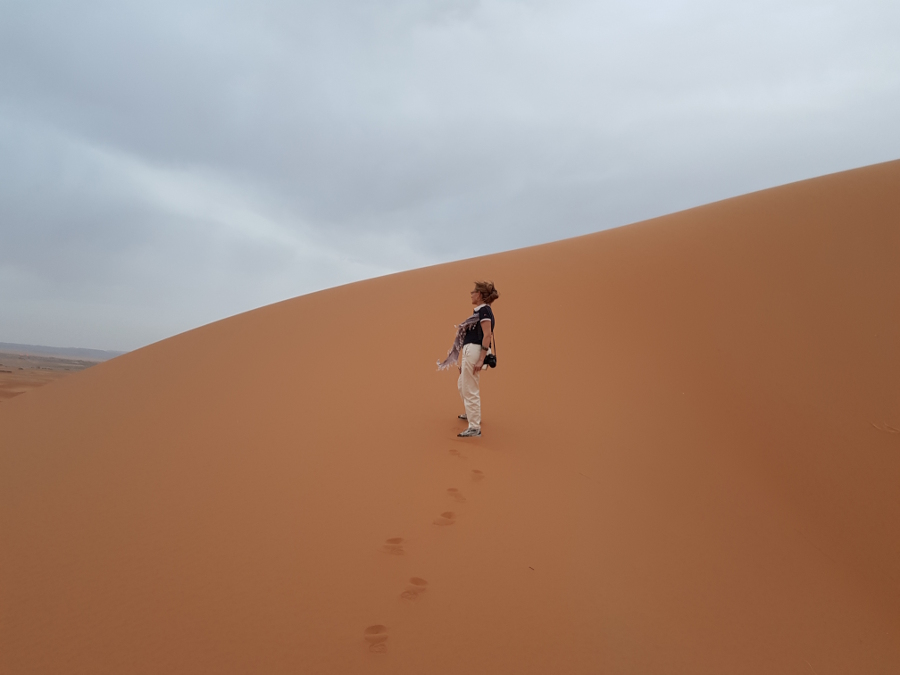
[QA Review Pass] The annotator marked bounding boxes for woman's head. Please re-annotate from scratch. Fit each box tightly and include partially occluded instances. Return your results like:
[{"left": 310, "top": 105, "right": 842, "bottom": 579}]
[{"left": 472, "top": 281, "right": 499, "bottom": 305}]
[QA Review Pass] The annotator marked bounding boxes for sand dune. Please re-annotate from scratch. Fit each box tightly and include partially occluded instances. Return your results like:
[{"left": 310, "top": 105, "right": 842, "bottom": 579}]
[{"left": 2, "top": 161, "right": 899, "bottom": 674}]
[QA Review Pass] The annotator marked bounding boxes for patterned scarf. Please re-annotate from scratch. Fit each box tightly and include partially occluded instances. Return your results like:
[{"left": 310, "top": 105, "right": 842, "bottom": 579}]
[{"left": 436, "top": 312, "right": 482, "bottom": 371}]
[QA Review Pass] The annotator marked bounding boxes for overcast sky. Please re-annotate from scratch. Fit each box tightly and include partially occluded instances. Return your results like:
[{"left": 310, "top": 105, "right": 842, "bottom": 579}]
[{"left": 2, "top": 0, "right": 898, "bottom": 351}]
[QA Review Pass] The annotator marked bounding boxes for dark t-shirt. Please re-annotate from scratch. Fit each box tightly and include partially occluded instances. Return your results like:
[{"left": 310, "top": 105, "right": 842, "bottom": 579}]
[{"left": 463, "top": 305, "right": 495, "bottom": 347}]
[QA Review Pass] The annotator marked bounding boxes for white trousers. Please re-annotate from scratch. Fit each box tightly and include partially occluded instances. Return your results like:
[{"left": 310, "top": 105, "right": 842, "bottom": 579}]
[{"left": 458, "top": 343, "right": 484, "bottom": 429}]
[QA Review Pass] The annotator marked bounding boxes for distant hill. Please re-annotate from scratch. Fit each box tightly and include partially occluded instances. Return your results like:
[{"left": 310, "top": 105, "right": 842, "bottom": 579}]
[{"left": 0, "top": 342, "right": 125, "bottom": 362}]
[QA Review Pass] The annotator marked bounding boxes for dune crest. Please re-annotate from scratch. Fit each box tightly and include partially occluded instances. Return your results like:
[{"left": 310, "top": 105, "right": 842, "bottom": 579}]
[{"left": 2, "top": 161, "right": 899, "bottom": 673}]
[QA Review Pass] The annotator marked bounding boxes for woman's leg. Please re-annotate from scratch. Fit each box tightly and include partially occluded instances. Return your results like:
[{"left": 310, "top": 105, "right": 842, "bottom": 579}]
[
  {"left": 459, "top": 344, "right": 482, "bottom": 429},
  {"left": 458, "top": 363, "right": 465, "bottom": 413}
]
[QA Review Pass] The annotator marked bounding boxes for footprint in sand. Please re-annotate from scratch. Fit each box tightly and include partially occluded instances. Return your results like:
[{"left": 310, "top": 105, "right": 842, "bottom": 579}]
[
  {"left": 447, "top": 488, "right": 467, "bottom": 503},
  {"left": 383, "top": 537, "right": 405, "bottom": 555},
  {"left": 400, "top": 577, "right": 429, "bottom": 600},
  {"left": 471, "top": 469, "right": 485, "bottom": 482},
  {"left": 364, "top": 625, "right": 389, "bottom": 653},
  {"left": 433, "top": 511, "right": 456, "bottom": 526}
]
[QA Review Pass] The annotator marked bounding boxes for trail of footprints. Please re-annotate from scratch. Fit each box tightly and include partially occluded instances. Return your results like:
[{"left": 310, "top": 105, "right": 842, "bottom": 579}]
[{"left": 367, "top": 467, "right": 486, "bottom": 653}]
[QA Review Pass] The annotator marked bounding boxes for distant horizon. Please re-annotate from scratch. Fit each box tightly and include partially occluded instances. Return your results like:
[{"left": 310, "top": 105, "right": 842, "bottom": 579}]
[{"left": 0, "top": 342, "right": 126, "bottom": 361}]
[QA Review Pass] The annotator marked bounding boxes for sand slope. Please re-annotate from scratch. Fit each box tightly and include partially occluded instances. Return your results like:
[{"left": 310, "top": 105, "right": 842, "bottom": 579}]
[{"left": 2, "top": 161, "right": 899, "bottom": 674}]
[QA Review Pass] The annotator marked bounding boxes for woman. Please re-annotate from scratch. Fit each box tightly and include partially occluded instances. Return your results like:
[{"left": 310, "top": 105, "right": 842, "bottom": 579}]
[{"left": 437, "top": 281, "right": 499, "bottom": 437}]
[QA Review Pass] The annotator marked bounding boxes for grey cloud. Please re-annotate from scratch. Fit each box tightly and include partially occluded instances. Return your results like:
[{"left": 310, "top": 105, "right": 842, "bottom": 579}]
[{"left": 1, "top": 0, "right": 899, "bottom": 349}]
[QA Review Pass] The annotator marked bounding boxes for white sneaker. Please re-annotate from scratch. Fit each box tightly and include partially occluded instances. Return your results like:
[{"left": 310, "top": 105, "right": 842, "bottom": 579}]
[{"left": 457, "top": 427, "right": 481, "bottom": 437}]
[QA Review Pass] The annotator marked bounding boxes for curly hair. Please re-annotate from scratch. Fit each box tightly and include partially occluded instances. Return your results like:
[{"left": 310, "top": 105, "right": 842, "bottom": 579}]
[{"left": 474, "top": 281, "right": 499, "bottom": 305}]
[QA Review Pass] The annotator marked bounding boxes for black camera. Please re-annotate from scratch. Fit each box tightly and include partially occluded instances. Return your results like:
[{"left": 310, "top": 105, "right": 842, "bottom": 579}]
[{"left": 483, "top": 353, "right": 497, "bottom": 368}]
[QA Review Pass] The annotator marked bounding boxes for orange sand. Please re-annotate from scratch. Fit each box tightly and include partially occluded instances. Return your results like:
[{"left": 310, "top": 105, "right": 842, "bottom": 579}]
[{"left": 2, "top": 161, "right": 899, "bottom": 674}]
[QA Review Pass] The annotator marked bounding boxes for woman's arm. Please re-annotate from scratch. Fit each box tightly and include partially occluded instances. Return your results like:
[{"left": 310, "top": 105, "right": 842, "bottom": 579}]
[{"left": 474, "top": 319, "right": 492, "bottom": 370}]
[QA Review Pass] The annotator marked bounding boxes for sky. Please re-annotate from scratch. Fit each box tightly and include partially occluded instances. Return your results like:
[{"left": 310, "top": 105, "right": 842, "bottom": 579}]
[{"left": 2, "top": 0, "right": 899, "bottom": 351}]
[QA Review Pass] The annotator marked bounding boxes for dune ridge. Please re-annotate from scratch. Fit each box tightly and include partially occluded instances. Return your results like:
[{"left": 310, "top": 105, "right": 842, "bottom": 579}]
[{"left": 2, "top": 160, "right": 899, "bottom": 673}]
